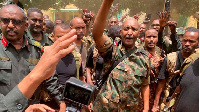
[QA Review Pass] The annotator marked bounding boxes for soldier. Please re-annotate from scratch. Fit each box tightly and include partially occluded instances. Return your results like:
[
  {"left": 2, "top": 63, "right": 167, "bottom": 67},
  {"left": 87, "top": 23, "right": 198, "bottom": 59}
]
[
  {"left": 0, "top": 4, "right": 65, "bottom": 111},
  {"left": 104, "top": 16, "right": 119, "bottom": 35},
  {"left": 86, "top": 44, "right": 104, "bottom": 87},
  {"left": 139, "top": 23, "right": 147, "bottom": 42},
  {"left": 55, "top": 18, "right": 64, "bottom": 24},
  {"left": 153, "top": 27, "right": 199, "bottom": 111},
  {"left": 92, "top": 0, "right": 150, "bottom": 111},
  {"left": 174, "top": 51, "right": 199, "bottom": 112},
  {"left": 44, "top": 19, "right": 54, "bottom": 35},
  {"left": 142, "top": 29, "right": 165, "bottom": 111},
  {"left": 108, "top": 16, "right": 119, "bottom": 27},
  {"left": 26, "top": 8, "right": 53, "bottom": 46},
  {"left": 69, "top": 17, "right": 88, "bottom": 81}
]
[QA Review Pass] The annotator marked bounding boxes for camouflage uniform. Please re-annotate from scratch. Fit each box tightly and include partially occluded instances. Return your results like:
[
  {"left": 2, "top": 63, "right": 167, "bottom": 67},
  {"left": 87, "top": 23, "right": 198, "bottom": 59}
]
[
  {"left": 93, "top": 36, "right": 150, "bottom": 112},
  {"left": 82, "top": 36, "right": 94, "bottom": 52},
  {"left": 139, "top": 46, "right": 165, "bottom": 111},
  {"left": 72, "top": 41, "right": 87, "bottom": 79},
  {"left": 135, "top": 38, "right": 144, "bottom": 48}
]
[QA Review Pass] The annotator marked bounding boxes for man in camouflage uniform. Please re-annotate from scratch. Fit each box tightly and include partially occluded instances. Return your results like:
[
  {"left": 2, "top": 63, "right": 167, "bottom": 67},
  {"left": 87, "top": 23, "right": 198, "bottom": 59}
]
[
  {"left": 70, "top": 17, "right": 89, "bottom": 81},
  {"left": 153, "top": 27, "right": 199, "bottom": 112},
  {"left": 92, "top": 0, "right": 150, "bottom": 111},
  {"left": 26, "top": 8, "right": 53, "bottom": 47},
  {"left": 86, "top": 44, "right": 104, "bottom": 87},
  {"left": 141, "top": 29, "right": 165, "bottom": 111},
  {"left": 0, "top": 5, "right": 65, "bottom": 111}
]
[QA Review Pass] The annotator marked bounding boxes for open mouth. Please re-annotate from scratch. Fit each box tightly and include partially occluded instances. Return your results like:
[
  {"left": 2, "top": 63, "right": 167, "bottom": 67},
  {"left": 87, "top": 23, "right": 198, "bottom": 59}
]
[
  {"left": 7, "top": 31, "right": 17, "bottom": 36},
  {"left": 125, "top": 37, "right": 133, "bottom": 40}
]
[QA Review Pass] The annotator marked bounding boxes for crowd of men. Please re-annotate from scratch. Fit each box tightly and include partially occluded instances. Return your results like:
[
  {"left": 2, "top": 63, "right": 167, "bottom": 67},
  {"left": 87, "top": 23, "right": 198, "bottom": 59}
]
[{"left": 0, "top": 0, "right": 199, "bottom": 112}]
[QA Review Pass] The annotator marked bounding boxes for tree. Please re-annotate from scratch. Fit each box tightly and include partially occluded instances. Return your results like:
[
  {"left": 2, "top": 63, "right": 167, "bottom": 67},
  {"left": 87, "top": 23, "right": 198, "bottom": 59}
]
[{"left": 2, "top": 0, "right": 198, "bottom": 21}]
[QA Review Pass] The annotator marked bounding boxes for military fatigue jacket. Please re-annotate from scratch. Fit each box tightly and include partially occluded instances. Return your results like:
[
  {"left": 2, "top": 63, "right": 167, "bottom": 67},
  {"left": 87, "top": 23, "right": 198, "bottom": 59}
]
[
  {"left": 93, "top": 36, "right": 150, "bottom": 112},
  {"left": 72, "top": 41, "right": 87, "bottom": 79},
  {"left": 25, "top": 30, "right": 53, "bottom": 46},
  {"left": 0, "top": 35, "right": 61, "bottom": 111},
  {"left": 82, "top": 36, "right": 94, "bottom": 52}
]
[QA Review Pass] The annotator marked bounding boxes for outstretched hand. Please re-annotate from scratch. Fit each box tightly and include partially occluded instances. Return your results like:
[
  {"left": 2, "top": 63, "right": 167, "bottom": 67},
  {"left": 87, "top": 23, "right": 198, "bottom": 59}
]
[
  {"left": 33, "top": 29, "right": 77, "bottom": 80},
  {"left": 158, "top": 11, "right": 170, "bottom": 29}
]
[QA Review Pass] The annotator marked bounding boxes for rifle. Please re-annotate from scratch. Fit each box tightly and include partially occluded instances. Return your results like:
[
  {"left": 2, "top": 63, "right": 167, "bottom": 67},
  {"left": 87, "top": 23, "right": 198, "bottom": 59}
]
[
  {"left": 164, "top": 0, "right": 170, "bottom": 35},
  {"left": 162, "top": 84, "right": 180, "bottom": 112},
  {"left": 160, "top": 70, "right": 180, "bottom": 112}
]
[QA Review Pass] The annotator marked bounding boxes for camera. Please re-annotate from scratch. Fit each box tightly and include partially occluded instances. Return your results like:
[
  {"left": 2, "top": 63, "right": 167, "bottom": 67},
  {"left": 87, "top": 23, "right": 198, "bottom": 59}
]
[{"left": 62, "top": 77, "right": 97, "bottom": 112}]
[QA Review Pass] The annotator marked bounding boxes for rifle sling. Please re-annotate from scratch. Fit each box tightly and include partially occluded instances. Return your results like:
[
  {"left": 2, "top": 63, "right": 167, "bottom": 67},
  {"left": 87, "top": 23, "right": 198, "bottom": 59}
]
[{"left": 101, "top": 48, "right": 136, "bottom": 86}]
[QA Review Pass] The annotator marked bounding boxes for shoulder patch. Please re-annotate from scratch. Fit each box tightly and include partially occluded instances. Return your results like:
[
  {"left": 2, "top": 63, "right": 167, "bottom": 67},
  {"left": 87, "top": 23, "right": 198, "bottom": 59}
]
[
  {"left": 28, "top": 39, "right": 43, "bottom": 50},
  {"left": 34, "top": 41, "right": 41, "bottom": 46},
  {"left": 0, "top": 56, "right": 9, "bottom": 61}
]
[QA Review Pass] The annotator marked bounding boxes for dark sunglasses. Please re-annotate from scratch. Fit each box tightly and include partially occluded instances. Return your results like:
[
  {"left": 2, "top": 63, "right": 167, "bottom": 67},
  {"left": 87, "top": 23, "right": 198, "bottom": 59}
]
[{"left": 0, "top": 17, "right": 24, "bottom": 26}]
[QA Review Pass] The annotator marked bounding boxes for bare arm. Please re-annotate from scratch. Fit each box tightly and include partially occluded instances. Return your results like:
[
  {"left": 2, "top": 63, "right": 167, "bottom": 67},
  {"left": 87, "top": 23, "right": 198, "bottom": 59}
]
[
  {"left": 86, "top": 67, "right": 94, "bottom": 85},
  {"left": 152, "top": 79, "right": 166, "bottom": 112},
  {"left": 92, "top": 0, "right": 114, "bottom": 47},
  {"left": 141, "top": 84, "right": 149, "bottom": 112}
]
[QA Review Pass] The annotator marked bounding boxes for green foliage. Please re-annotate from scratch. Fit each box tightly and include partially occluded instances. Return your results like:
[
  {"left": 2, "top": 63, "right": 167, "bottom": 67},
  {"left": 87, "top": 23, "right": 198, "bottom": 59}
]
[
  {"left": 20, "top": 0, "right": 72, "bottom": 10},
  {"left": 13, "top": 0, "right": 198, "bottom": 19}
]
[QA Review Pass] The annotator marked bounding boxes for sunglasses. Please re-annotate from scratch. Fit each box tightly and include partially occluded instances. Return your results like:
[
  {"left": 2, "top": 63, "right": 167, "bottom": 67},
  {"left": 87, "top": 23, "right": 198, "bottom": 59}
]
[{"left": 0, "top": 17, "right": 24, "bottom": 26}]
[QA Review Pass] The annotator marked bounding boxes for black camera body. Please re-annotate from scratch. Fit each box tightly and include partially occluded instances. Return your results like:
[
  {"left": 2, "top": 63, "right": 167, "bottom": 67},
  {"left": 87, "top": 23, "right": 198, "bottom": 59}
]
[{"left": 62, "top": 77, "right": 97, "bottom": 111}]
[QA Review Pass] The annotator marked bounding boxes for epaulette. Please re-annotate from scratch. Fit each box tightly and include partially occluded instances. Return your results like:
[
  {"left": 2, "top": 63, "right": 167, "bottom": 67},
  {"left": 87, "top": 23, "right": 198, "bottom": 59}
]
[
  {"left": 44, "top": 33, "right": 53, "bottom": 40},
  {"left": 28, "top": 39, "right": 44, "bottom": 51}
]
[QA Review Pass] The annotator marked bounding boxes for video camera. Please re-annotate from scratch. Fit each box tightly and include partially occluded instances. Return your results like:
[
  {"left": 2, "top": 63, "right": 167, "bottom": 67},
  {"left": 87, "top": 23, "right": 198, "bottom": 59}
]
[{"left": 62, "top": 77, "right": 97, "bottom": 112}]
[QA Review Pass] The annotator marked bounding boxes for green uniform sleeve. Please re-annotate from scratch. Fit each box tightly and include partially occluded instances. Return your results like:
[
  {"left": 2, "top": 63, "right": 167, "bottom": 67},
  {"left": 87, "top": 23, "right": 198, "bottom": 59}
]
[
  {"left": 0, "top": 86, "right": 29, "bottom": 111},
  {"left": 43, "top": 72, "right": 63, "bottom": 105},
  {"left": 96, "top": 35, "right": 113, "bottom": 57}
]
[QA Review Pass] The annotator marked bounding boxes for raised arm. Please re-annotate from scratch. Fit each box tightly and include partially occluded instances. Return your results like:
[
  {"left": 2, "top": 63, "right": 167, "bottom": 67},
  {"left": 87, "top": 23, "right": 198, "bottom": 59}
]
[{"left": 92, "top": 0, "right": 114, "bottom": 47}]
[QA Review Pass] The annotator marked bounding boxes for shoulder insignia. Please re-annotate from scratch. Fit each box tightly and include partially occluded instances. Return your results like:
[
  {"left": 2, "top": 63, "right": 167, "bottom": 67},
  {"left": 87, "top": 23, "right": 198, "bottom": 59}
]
[
  {"left": 1, "top": 36, "right": 8, "bottom": 47},
  {"left": 34, "top": 41, "right": 40, "bottom": 46},
  {"left": 0, "top": 56, "right": 9, "bottom": 61}
]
